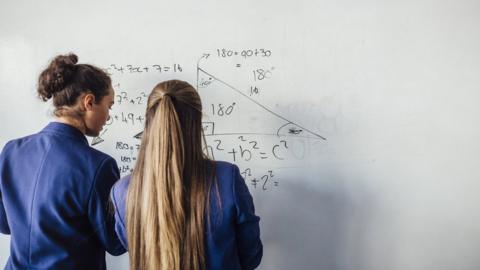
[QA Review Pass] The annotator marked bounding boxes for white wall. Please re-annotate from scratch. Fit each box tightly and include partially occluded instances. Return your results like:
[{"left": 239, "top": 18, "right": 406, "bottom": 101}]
[{"left": 1, "top": 0, "right": 480, "bottom": 269}]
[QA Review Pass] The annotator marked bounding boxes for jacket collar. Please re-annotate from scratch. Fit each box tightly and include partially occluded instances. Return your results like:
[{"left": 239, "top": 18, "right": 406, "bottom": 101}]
[{"left": 41, "top": 122, "right": 89, "bottom": 146}]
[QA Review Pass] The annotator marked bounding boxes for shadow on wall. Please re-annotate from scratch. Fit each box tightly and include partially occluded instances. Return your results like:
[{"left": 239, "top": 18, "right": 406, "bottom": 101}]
[{"left": 257, "top": 170, "right": 378, "bottom": 270}]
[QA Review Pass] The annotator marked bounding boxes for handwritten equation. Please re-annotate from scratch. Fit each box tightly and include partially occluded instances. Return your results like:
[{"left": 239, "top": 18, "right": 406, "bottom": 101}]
[
  {"left": 105, "top": 63, "right": 183, "bottom": 75},
  {"left": 205, "top": 135, "right": 289, "bottom": 162},
  {"left": 215, "top": 48, "right": 272, "bottom": 58}
]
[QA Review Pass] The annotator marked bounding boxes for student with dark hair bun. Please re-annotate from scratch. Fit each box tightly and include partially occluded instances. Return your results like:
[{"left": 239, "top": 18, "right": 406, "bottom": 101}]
[{"left": 0, "top": 53, "right": 126, "bottom": 269}]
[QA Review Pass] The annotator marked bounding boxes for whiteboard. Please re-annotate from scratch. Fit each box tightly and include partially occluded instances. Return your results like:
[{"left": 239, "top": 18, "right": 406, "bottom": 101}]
[{"left": 1, "top": 0, "right": 480, "bottom": 269}]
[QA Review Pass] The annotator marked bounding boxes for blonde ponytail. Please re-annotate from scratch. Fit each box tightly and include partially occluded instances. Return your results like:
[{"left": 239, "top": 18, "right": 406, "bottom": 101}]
[{"left": 126, "top": 80, "right": 212, "bottom": 270}]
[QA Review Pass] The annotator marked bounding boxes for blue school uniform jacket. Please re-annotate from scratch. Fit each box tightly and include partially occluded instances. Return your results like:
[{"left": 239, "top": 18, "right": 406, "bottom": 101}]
[
  {"left": 111, "top": 161, "right": 263, "bottom": 270},
  {"left": 0, "top": 122, "right": 126, "bottom": 270}
]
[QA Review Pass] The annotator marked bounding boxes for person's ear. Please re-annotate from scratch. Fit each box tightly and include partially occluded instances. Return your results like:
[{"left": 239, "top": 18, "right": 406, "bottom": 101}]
[{"left": 82, "top": 93, "right": 96, "bottom": 111}]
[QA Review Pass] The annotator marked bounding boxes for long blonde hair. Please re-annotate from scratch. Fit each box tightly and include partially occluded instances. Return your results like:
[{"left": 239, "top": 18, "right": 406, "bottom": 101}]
[{"left": 126, "top": 80, "right": 214, "bottom": 270}]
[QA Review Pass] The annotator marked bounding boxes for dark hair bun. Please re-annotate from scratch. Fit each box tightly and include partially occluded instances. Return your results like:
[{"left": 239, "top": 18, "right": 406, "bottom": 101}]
[{"left": 37, "top": 53, "right": 78, "bottom": 101}]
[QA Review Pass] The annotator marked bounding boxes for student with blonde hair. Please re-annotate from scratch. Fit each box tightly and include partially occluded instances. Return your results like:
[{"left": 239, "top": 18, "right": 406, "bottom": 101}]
[{"left": 111, "top": 79, "right": 263, "bottom": 269}]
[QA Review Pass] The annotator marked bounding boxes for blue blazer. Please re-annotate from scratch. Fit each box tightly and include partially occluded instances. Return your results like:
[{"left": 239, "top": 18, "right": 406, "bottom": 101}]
[
  {"left": 111, "top": 161, "right": 263, "bottom": 270},
  {"left": 0, "top": 122, "right": 126, "bottom": 270}
]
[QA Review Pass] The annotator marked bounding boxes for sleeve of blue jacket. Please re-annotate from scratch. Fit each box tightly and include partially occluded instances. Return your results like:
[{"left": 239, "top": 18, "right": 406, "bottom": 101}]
[
  {"left": 110, "top": 182, "right": 128, "bottom": 250},
  {"left": 233, "top": 165, "right": 263, "bottom": 270},
  {"left": 87, "top": 157, "right": 126, "bottom": 256},
  {"left": 0, "top": 190, "right": 10, "bottom": 234},
  {"left": 0, "top": 142, "right": 11, "bottom": 235}
]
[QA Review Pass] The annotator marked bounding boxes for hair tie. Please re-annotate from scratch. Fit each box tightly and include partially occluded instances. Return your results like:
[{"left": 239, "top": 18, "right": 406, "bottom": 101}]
[{"left": 162, "top": 93, "right": 175, "bottom": 101}]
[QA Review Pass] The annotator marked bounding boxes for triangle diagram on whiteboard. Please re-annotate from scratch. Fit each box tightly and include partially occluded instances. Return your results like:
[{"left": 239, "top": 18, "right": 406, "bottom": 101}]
[
  {"left": 197, "top": 67, "right": 326, "bottom": 140},
  {"left": 131, "top": 68, "right": 326, "bottom": 141}
]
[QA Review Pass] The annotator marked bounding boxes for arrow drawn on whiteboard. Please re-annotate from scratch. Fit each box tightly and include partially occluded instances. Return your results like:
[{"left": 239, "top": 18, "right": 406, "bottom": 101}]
[
  {"left": 91, "top": 128, "right": 108, "bottom": 146},
  {"left": 133, "top": 131, "right": 143, "bottom": 139},
  {"left": 196, "top": 53, "right": 211, "bottom": 90}
]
